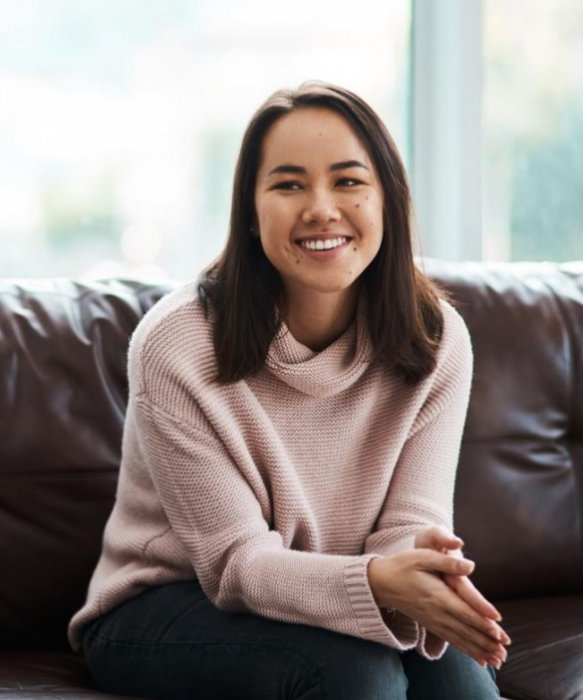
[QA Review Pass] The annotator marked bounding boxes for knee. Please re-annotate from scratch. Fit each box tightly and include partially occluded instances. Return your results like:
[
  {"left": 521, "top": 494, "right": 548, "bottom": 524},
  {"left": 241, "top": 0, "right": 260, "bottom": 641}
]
[
  {"left": 404, "top": 646, "right": 500, "bottom": 700},
  {"left": 297, "top": 634, "right": 407, "bottom": 700}
]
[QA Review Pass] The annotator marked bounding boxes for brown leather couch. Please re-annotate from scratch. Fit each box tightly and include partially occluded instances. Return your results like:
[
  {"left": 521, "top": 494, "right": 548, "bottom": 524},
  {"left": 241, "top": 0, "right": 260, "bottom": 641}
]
[{"left": 0, "top": 260, "right": 581, "bottom": 699}]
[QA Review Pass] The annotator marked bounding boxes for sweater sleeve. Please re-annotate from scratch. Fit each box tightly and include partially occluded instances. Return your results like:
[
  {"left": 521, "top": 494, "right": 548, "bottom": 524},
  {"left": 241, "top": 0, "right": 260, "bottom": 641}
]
[
  {"left": 133, "top": 394, "right": 419, "bottom": 652},
  {"left": 363, "top": 303, "right": 474, "bottom": 660}
]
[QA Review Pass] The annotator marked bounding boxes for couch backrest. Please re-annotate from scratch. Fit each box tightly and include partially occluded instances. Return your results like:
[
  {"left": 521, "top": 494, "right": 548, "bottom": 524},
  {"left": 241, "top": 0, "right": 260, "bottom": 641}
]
[
  {"left": 1, "top": 263, "right": 582, "bottom": 649},
  {"left": 0, "top": 278, "right": 173, "bottom": 649},
  {"left": 424, "top": 259, "right": 583, "bottom": 601}
]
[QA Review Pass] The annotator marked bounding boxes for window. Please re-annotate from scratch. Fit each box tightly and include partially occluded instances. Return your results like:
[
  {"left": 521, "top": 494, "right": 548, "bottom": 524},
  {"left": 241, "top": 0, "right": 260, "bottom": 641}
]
[
  {"left": 0, "top": 0, "right": 411, "bottom": 278},
  {"left": 483, "top": 0, "right": 583, "bottom": 261}
]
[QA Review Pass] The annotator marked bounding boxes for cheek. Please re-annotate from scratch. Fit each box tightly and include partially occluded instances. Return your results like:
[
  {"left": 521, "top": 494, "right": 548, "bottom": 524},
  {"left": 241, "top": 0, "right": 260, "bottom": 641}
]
[
  {"left": 258, "top": 207, "right": 298, "bottom": 255},
  {"left": 355, "top": 198, "right": 383, "bottom": 233},
  {"left": 257, "top": 200, "right": 288, "bottom": 232},
  {"left": 257, "top": 208, "right": 296, "bottom": 258}
]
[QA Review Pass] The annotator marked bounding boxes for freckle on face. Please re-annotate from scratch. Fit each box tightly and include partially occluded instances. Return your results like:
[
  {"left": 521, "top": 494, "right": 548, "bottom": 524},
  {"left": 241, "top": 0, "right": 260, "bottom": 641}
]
[{"left": 355, "top": 203, "right": 360, "bottom": 208}]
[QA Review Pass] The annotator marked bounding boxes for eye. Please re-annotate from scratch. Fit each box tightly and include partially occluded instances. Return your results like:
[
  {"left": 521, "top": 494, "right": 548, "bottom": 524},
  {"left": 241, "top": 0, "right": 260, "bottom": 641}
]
[
  {"left": 272, "top": 181, "right": 302, "bottom": 191},
  {"left": 336, "top": 177, "right": 363, "bottom": 187}
]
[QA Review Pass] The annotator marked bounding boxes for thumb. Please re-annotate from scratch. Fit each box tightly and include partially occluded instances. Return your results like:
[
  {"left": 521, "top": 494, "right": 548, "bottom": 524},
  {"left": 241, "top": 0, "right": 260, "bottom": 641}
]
[
  {"left": 419, "top": 549, "right": 475, "bottom": 576},
  {"left": 431, "top": 526, "right": 464, "bottom": 551},
  {"left": 417, "top": 525, "right": 464, "bottom": 552}
]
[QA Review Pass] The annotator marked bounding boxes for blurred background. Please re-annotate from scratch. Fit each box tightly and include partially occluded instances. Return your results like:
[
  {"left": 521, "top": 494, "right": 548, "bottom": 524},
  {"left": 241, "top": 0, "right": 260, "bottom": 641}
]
[{"left": 1, "top": 0, "right": 581, "bottom": 280}]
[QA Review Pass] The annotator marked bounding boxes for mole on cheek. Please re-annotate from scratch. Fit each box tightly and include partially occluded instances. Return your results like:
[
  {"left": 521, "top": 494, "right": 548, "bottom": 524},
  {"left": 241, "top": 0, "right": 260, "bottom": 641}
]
[
  {"left": 352, "top": 247, "right": 357, "bottom": 252},
  {"left": 355, "top": 203, "right": 360, "bottom": 208}
]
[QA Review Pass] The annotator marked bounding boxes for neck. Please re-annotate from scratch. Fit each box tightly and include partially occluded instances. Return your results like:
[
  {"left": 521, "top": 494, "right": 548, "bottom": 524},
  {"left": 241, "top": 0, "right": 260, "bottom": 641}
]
[{"left": 281, "top": 286, "right": 360, "bottom": 352}]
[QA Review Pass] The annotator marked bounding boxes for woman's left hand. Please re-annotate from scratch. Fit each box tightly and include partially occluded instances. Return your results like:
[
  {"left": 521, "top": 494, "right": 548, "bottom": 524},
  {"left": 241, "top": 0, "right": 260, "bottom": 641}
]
[{"left": 414, "top": 525, "right": 511, "bottom": 651}]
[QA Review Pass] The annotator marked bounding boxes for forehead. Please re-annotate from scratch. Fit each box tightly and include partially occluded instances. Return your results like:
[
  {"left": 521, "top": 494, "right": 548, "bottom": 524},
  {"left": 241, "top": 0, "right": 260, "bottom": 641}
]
[{"left": 258, "top": 107, "right": 371, "bottom": 169}]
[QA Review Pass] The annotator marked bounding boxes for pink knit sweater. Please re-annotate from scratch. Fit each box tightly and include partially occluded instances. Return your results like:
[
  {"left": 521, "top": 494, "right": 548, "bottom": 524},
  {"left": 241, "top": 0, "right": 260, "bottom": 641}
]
[{"left": 68, "top": 282, "right": 473, "bottom": 659}]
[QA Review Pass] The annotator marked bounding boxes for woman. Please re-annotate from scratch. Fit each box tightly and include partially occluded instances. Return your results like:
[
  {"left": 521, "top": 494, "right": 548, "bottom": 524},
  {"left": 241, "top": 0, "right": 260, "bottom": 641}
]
[{"left": 69, "top": 82, "right": 510, "bottom": 699}]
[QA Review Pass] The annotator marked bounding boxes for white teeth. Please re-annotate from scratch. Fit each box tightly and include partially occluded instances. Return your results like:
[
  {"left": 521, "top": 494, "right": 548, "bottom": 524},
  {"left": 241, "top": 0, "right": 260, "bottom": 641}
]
[{"left": 299, "top": 237, "right": 348, "bottom": 251}]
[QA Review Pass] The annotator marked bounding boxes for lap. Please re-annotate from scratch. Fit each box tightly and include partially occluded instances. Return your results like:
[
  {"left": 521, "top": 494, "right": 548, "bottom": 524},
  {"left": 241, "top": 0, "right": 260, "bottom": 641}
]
[
  {"left": 83, "top": 580, "right": 498, "bottom": 700},
  {"left": 403, "top": 645, "right": 499, "bottom": 700}
]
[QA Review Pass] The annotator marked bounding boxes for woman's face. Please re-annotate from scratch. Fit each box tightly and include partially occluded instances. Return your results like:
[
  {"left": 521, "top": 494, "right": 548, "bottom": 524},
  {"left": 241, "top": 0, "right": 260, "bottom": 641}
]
[{"left": 254, "top": 107, "right": 384, "bottom": 306}]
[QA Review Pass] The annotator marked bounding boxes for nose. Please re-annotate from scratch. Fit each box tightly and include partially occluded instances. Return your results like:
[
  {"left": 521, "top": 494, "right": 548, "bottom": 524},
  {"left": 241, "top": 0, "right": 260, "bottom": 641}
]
[{"left": 301, "top": 188, "right": 341, "bottom": 225}]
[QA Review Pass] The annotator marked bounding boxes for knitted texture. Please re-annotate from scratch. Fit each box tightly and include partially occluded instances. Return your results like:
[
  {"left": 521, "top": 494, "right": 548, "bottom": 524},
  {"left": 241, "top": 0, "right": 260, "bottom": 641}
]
[{"left": 68, "top": 282, "right": 473, "bottom": 661}]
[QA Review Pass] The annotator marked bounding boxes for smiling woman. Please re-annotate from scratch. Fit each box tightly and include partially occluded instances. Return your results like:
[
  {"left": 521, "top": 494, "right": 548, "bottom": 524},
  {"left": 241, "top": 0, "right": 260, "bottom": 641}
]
[
  {"left": 253, "top": 107, "right": 384, "bottom": 350},
  {"left": 70, "top": 82, "right": 506, "bottom": 700}
]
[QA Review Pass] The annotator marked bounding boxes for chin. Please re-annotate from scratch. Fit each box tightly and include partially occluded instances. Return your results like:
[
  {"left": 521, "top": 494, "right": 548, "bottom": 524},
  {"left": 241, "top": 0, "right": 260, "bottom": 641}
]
[{"left": 304, "top": 279, "right": 358, "bottom": 295}]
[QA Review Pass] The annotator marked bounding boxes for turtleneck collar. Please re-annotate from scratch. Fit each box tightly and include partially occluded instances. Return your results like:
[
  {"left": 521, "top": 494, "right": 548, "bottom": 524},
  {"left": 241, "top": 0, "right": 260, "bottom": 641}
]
[{"left": 265, "top": 297, "right": 372, "bottom": 398}]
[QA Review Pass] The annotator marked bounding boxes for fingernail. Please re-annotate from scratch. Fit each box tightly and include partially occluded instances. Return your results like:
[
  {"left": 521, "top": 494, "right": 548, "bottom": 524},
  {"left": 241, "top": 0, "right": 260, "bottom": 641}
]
[{"left": 491, "top": 658, "right": 502, "bottom": 670}]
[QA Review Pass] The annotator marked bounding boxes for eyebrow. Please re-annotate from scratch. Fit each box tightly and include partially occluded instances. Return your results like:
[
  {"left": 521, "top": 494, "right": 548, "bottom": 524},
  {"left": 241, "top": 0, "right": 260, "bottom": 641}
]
[{"left": 267, "top": 159, "right": 369, "bottom": 176}]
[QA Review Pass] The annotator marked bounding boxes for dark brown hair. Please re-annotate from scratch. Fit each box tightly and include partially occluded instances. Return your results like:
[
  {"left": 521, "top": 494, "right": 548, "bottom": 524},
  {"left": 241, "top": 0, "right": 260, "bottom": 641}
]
[{"left": 198, "top": 81, "right": 445, "bottom": 383}]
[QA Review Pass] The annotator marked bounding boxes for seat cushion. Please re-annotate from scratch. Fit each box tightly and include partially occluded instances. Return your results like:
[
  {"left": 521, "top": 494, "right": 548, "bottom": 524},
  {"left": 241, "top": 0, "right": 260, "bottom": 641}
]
[
  {"left": 0, "top": 651, "right": 141, "bottom": 698},
  {"left": 496, "top": 594, "right": 583, "bottom": 700},
  {"left": 0, "top": 649, "right": 513, "bottom": 699}
]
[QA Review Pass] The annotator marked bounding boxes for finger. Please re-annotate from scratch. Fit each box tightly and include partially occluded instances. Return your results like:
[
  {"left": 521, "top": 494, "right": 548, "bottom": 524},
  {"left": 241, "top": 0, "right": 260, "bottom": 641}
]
[
  {"left": 445, "top": 574, "right": 499, "bottom": 617},
  {"left": 418, "top": 550, "right": 475, "bottom": 577},
  {"left": 438, "top": 587, "right": 509, "bottom": 661},
  {"left": 440, "top": 610, "right": 508, "bottom": 664},
  {"left": 428, "top": 525, "right": 464, "bottom": 551},
  {"left": 443, "top": 569, "right": 512, "bottom": 646},
  {"left": 450, "top": 634, "right": 501, "bottom": 668},
  {"left": 414, "top": 557, "right": 504, "bottom": 653},
  {"left": 444, "top": 574, "right": 506, "bottom": 630},
  {"left": 428, "top": 614, "right": 506, "bottom": 667},
  {"left": 430, "top": 581, "right": 499, "bottom": 643}
]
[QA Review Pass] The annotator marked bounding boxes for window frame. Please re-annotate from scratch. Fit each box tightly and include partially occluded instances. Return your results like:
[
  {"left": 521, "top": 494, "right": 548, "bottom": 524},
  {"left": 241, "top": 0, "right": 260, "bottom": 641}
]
[{"left": 410, "top": 0, "right": 483, "bottom": 261}]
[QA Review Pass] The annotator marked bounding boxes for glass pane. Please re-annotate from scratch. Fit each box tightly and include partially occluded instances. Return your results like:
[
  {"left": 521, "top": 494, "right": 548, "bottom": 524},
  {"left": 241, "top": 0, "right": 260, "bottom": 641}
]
[
  {"left": 483, "top": 0, "right": 583, "bottom": 261},
  {"left": 0, "top": 0, "right": 411, "bottom": 278}
]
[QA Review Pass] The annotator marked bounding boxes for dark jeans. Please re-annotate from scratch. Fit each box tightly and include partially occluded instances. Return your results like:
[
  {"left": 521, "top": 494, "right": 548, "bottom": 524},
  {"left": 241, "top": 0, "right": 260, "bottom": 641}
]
[{"left": 83, "top": 580, "right": 500, "bottom": 700}]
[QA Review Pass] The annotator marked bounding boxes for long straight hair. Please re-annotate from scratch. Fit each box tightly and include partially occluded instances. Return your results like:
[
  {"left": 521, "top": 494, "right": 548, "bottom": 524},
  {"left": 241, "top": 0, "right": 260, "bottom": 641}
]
[{"left": 198, "top": 82, "right": 445, "bottom": 383}]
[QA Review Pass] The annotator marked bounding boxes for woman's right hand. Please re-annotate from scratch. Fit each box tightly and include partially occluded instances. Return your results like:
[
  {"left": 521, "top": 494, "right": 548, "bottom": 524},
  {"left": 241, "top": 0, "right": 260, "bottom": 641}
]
[{"left": 367, "top": 551, "right": 509, "bottom": 668}]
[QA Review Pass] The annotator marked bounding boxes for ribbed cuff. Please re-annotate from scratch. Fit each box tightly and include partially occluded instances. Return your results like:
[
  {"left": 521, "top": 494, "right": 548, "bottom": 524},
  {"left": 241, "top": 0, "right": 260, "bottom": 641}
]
[
  {"left": 417, "top": 626, "right": 448, "bottom": 659},
  {"left": 343, "top": 555, "right": 418, "bottom": 650}
]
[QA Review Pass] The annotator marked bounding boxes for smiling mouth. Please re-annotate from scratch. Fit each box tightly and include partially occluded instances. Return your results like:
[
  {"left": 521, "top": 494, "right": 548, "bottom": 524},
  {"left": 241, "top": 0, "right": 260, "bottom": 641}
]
[{"left": 296, "top": 236, "right": 352, "bottom": 251}]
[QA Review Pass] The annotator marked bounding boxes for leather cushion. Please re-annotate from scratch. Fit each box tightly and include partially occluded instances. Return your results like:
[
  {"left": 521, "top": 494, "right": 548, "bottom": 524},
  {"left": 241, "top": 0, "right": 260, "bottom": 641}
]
[
  {"left": 0, "top": 650, "right": 141, "bottom": 698},
  {"left": 496, "top": 594, "right": 583, "bottom": 700},
  {"left": 0, "top": 279, "right": 174, "bottom": 649}
]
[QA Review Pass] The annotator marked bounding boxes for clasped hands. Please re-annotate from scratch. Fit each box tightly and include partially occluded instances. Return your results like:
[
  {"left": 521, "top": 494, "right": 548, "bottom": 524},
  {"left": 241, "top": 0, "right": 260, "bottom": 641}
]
[{"left": 367, "top": 525, "right": 511, "bottom": 669}]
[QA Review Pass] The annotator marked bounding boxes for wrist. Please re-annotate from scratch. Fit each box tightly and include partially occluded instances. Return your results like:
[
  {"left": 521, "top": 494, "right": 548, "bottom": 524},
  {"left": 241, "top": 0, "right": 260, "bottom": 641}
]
[
  {"left": 367, "top": 558, "right": 379, "bottom": 600},
  {"left": 367, "top": 556, "right": 387, "bottom": 607}
]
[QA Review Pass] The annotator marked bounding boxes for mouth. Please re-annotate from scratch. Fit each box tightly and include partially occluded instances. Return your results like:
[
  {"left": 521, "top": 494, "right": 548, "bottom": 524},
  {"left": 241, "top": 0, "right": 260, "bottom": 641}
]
[{"left": 294, "top": 235, "right": 353, "bottom": 252}]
